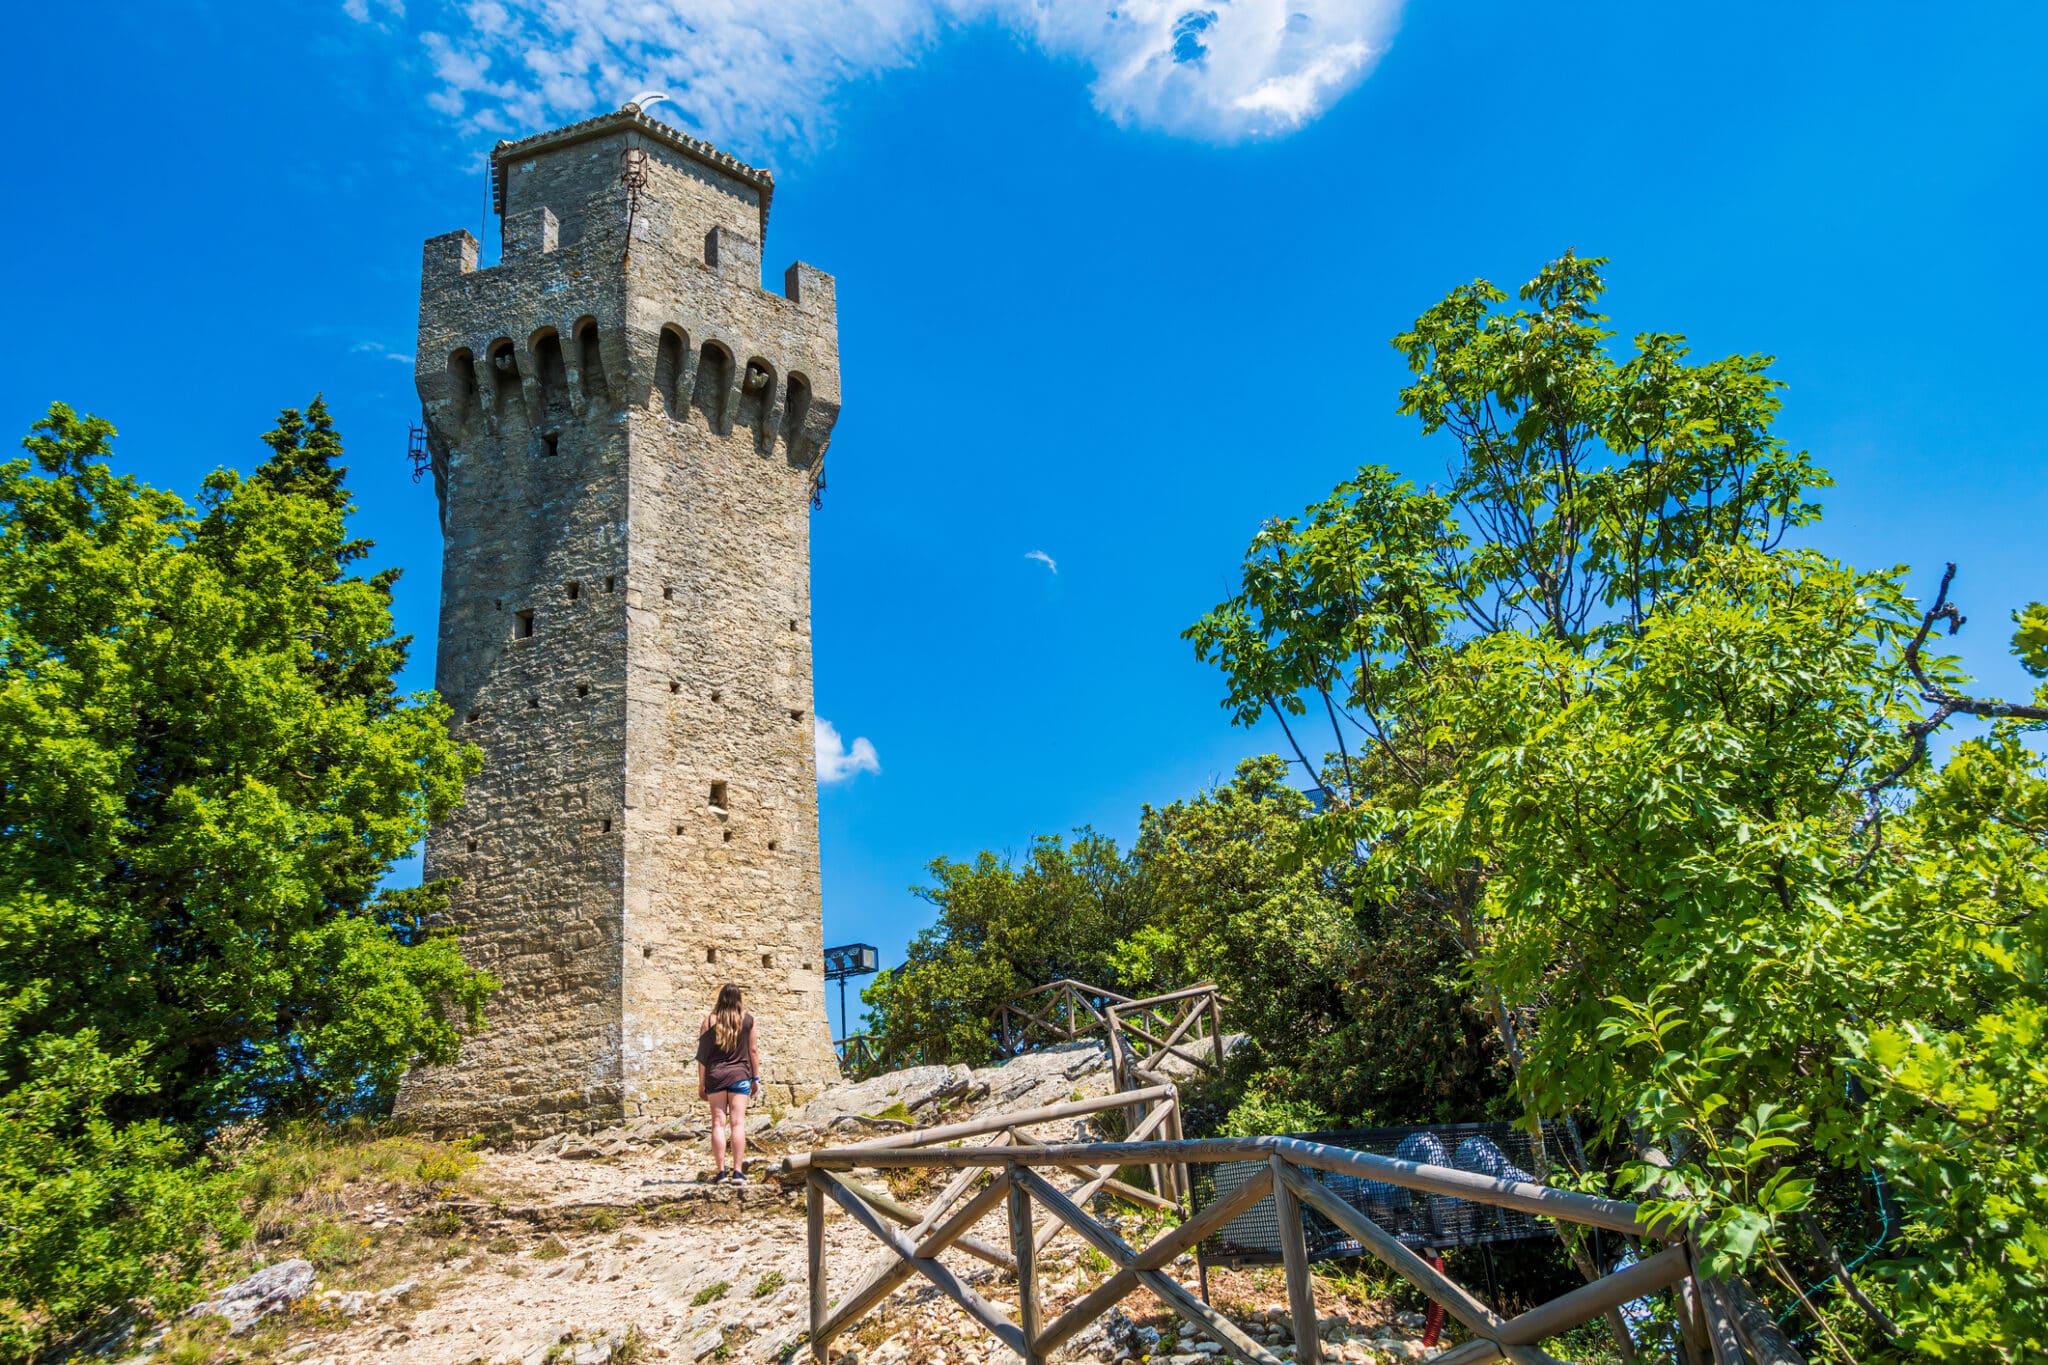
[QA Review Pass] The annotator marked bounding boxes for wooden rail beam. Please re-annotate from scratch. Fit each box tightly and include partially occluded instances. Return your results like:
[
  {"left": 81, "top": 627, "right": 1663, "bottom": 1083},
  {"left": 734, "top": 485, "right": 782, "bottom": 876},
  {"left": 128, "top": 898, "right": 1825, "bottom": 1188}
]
[
  {"left": 785, "top": 1085, "right": 1176, "bottom": 1172},
  {"left": 810, "top": 1160, "right": 1009, "bottom": 1352},
  {"left": 1428, "top": 1246, "right": 1692, "bottom": 1365},
  {"left": 1033, "top": 1166, "right": 1279, "bottom": 1357},
  {"left": 1011, "top": 1165, "right": 1281, "bottom": 1365},
  {"left": 1273, "top": 1162, "right": 1565, "bottom": 1365},
  {"left": 813, "top": 1171, "right": 1026, "bottom": 1357},
  {"left": 834, "top": 1175, "right": 1014, "bottom": 1271}
]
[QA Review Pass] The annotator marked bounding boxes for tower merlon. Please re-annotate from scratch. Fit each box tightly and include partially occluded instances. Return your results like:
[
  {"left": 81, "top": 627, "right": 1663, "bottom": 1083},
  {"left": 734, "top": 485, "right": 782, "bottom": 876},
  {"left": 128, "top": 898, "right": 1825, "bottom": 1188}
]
[
  {"left": 784, "top": 262, "right": 836, "bottom": 317},
  {"left": 506, "top": 205, "right": 560, "bottom": 259},
  {"left": 705, "top": 225, "right": 760, "bottom": 282},
  {"left": 424, "top": 230, "right": 479, "bottom": 280}
]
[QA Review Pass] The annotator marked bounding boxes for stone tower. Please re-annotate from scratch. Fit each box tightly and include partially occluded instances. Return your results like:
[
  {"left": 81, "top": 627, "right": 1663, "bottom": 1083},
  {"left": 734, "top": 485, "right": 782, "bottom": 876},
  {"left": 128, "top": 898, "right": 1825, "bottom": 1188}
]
[{"left": 397, "top": 105, "right": 843, "bottom": 1136}]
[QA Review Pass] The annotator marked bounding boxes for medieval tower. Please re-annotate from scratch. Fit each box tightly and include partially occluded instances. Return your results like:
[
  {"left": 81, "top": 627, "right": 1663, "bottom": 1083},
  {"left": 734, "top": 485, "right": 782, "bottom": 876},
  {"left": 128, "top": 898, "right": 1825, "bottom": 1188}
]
[{"left": 397, "top": 104, "right": 843, "bottom": 1135}]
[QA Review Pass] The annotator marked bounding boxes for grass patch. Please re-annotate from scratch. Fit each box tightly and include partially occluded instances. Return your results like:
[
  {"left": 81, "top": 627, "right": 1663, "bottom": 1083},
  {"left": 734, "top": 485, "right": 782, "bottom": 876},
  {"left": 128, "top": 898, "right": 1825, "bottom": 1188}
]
[
  {"left": 584, "top": 1208, "right": 622, "bottom": 1233},
  {"left": 692, "top": 1280, "right": 730, "bottom": 1307},
  {"left": 533, "top": 1237, "right": 569, "bottom": 1261},
  {"left": 216, "top": 1119, "right": 488, "bottom": 1293},
  {"left": 752, "top": 1269, "right": 786, "bottom": 1298}
]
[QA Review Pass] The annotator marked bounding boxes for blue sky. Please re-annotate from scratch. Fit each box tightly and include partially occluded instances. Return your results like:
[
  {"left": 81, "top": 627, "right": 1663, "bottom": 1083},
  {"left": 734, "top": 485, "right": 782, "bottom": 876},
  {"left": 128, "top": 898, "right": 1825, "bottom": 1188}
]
[{"left": 6, "top": 2, "right": 2045, "bottom": 1033}]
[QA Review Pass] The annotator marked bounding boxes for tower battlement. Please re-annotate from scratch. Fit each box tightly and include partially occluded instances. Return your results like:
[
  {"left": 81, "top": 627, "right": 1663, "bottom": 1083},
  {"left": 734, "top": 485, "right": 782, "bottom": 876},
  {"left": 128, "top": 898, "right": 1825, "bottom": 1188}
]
[{"left": 398, "top": 108, "right": 844, "bottom": 1136}]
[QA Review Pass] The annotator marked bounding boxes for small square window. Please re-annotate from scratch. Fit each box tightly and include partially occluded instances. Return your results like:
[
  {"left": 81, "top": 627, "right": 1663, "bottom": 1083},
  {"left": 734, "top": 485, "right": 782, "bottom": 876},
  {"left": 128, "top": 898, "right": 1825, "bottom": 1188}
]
[
  {"left": 542, "top": 432, "right": 560, "bottom": 457},
  {"left": 643, "top": 945, "right": 655, "bottom": 959},
  {"left": 528, "top": 697, "right": 539, "bottom": 709},
  {"left": 567, "top": 581, "right": 581, "bottom": 600},
  {"left": 577, "top": 683, "right": 589, "bottom": 698},
  {"left": 515, "top": 609, "right": 535, "bottom": 639},
  {"left": 710, "top": 689, "right": 721, "bottom": 703},
  {"left": 669, "top": 681, "right": 680, "bottom": 694},
  {"left": 467, "top": 837, "right": 479, "bottom": 852},
  {"left": 674, "top": 824, "right": 685, "bottom": 836},
  {"left": 710, "top": 781, "right": 728, "bottom": 809},
  {"left": 706, "top": 948, "right": 719, "bottom": 965},
  {"left": 466, "top": 710, "right": 479, "bottom": 724},
  {"left": 605, "top": 575, "right": 616, "bottom": 593},
  {"left": 789, "top": 709, "right": 803, "bottom": 722},
  {"left": 663, "top": 586, "right": 674, "bottom": 601},
  {"left": 761, "top": 954, "right": 773, "bottom": 969},
  {"left": 767, "top": 840, "right": 778, "bottom": 852},
  {"left": 600, "top": 818, "right": 612, "bottom": 833}
]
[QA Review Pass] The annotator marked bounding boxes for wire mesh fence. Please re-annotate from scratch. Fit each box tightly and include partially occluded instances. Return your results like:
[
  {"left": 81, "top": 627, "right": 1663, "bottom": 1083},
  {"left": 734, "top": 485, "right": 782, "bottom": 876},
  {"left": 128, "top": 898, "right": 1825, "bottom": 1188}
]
[{"left": 1195, "top": 1121, "right": 1585, "bottom": 1266}]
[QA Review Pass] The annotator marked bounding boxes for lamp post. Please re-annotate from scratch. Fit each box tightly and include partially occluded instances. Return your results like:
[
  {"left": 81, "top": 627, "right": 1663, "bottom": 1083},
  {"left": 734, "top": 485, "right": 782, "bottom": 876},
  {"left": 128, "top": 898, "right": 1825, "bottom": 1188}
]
[{"left": 822, "top": 943, "right": 880, "bottom": 1044}]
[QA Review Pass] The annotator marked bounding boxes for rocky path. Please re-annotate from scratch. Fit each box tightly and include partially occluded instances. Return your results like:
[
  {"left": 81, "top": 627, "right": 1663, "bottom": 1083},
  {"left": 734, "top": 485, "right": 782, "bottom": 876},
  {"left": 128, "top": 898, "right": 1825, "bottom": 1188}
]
[{"left": 188, "top": 1046, "right": 1443, "bottom": 1365}]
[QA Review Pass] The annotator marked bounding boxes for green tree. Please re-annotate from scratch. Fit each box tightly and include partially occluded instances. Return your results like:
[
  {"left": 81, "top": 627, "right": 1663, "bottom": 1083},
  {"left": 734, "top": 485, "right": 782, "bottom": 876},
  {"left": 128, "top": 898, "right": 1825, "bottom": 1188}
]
[
  {"left": 864, "top": 830, "right": 1146, "bottom": 1067},
  {"left": 868, "top": 758, "right": 1505, "bottom": 1130},
  {"left": 0, "top": 402, "right": 492, "bottom": 1351},
  {"left": 1186, "top": 254, "right": 2048, "bottom": 1358}
]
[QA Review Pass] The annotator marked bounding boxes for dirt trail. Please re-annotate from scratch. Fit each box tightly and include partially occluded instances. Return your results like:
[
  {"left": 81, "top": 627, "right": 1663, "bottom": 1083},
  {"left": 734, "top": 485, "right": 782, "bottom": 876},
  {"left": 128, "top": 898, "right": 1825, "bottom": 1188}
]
[{"left": 206, "top": 1046, "right": 1438, "bottom": 1365}]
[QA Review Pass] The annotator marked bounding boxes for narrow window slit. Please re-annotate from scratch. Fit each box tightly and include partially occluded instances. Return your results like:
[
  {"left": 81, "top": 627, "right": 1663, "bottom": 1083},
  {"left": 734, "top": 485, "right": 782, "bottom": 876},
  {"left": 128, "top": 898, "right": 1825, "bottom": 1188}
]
[{"left": 515, "top": 609, "right": 535, "bottom": 638}]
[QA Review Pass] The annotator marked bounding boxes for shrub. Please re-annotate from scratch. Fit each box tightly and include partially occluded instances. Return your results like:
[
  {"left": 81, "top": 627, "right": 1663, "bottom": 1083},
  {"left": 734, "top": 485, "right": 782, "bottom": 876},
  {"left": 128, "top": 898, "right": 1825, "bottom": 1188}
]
[{"left": 0, "top": 1033, "right": 241, "bottom": 1357}]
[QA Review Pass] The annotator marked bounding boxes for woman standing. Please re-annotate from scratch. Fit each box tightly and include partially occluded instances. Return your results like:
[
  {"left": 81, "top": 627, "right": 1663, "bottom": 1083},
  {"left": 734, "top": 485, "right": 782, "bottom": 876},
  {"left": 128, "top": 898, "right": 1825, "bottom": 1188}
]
[{"left": 697, "top": 983, "right": 763, "bottom": 1182}]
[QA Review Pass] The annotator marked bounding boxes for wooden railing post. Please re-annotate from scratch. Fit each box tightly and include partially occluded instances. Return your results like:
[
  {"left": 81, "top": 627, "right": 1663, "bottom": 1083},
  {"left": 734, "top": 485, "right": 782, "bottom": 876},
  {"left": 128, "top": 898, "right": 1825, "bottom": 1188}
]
[
  {"left": 1270, "top": 1156, "right": 1321, "bottom": 1365},
  {"left": 1009, "top": 1164, "right": 1044, "bottom": 1364},
  {"left": 1207, "top": 988, "right": 1225, "bottom": 1068},
  {"left": 806, "top": 1171, "right": 827, "bottom": 1362}
]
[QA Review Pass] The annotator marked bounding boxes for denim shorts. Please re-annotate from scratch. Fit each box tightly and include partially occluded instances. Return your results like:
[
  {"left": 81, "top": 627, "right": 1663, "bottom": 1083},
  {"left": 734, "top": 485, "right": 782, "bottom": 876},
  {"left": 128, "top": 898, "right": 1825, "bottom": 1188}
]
[{"left": 711, "top": 1078, "right": 754, "bottom": 1097}]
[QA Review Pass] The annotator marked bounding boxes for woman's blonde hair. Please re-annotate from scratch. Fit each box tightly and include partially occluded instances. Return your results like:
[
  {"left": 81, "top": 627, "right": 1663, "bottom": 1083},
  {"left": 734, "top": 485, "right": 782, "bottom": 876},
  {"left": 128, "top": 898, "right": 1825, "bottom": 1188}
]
[{"left": 712, "top": 983, "right": 745, "bottom": 1052}]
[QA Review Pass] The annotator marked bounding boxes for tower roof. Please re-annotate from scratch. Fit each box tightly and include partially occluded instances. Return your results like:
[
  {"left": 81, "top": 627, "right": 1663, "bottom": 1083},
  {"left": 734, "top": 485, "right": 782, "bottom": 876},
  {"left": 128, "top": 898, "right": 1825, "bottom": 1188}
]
[{"left": 490, "top": 105, "right": 776, "bottom": 235}]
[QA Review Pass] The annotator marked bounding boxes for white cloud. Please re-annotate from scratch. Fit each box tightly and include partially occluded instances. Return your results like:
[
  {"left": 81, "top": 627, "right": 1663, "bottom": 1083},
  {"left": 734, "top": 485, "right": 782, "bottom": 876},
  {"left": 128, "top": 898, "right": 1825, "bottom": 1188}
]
[
  {"left": 353, "top": 340, "right": 417, "bottom": 363},
  {"left": 816, "top": 718, "right": 881, "bottom": 784},
  {"left": 398, "top": 0, "right": 1403, "bottom": 148},
  {"left": 1025, "top": 549, "right": 1058, "bottom": 574}
]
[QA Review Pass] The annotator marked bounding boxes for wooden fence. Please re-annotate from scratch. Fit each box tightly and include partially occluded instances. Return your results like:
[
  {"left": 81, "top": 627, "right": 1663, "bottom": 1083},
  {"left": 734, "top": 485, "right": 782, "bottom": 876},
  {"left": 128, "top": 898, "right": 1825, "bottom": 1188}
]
[
  {"left": 996, "top": 979, "right": 1135, "bottom": 1054},
  {"left": 796, "top": 1121, "right": 1803, "bottom": 1365},
  {"left": 998, "top": 979, "right": 1228, "bottom": 1081}
]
